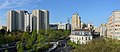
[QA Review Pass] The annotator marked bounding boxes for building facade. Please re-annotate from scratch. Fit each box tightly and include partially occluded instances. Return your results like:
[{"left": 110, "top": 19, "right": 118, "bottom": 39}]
[
  {"left": 84, "top": 23, "right": 94, "bottom": 30},
  {"left": 7, "top": 10, "right": 49, "bottom": 32},
  {"left": 69, "top": 29, "right": 92, "bottom": 44},
  {"left": 71, "top": 12, "right": 81, "bottom": 30},
  {"left": 0, "top": 25, "right": 2, "bottom": 30},
  {"left": 32, "top": 10, "right": 49, "bottom": 32},
  {"left": 49, "top": 23, "right": 58, "bottom": 30},
  {"left": 7, "top": 10, "right": 27, "bottom": 31},
  {"left": 50, "top": 22, "right": 71, "bottom": 30},
  {"left": 24, "top": 13, "right": 32, "bottom": 32},
  {"left": 100, "top": 24, "right": 107, "bottom": 37},
  {"left": 57, "top": 22, "right": 71, "bottom": 30},
  {"left": 107, "top": 10, "right": 120, "bottom": 40},
  {"left": 58, "top": 22, "right": 66, "bottom": 30}
]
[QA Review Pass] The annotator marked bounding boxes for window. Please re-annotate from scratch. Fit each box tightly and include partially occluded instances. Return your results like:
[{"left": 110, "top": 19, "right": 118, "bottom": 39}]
[
  {"left": 82, "top": 32, "right": 84, "bottom": 35},
  {"left": 89, "top": 32, "right": 91, "bottom": 35},
  {"left": 82, "top": 37, "right": 83, "bottom": 40},
  {"left": 89, "top": 37, "right": 91, "bottom": 40},
  {"left": 86, "top": 37, "right": 87, "bottom": 40}
]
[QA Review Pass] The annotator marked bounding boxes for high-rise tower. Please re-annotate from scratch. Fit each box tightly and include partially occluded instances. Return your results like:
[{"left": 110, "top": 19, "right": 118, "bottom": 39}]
[
  {"left": 32, "top": 10, "right": 49, "bottom": 32},
  {"left": 71, "top": 12, "right": 81, "bottom": 30},
  {"left": 7, "top": 10, "right": 27, "bottom": 31}
]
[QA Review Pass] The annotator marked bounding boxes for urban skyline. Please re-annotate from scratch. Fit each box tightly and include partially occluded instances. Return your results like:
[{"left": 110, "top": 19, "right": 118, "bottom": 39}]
[
  {"left": 0, "top": 0, "right": 120, "bottom": 26},
  {"left": 1, "top": 0, "right": 120, "bottom": 52}
]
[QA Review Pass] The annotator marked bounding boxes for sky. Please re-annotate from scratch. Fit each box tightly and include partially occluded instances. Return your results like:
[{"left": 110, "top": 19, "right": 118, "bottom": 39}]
[{"left": 0, "top": 0, "right": 120, "bottom": 27}]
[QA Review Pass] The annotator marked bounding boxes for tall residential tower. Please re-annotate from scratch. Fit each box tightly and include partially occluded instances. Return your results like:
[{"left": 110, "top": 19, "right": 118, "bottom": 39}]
[
  {"left": 7, "top": 10, "right": 49, "bottom": 32},
  {"left": 71, "top": 12, "right": 81, "bottom": 30},
  {"left": 7, "top": 10, "right": 27, "bottom": 31},
  {"left": 32, "top": 10, "right": 49, "bottom": 32}
]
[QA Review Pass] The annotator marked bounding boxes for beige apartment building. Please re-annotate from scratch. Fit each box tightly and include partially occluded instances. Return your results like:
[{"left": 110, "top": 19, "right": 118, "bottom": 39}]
[
  {"left": 107, "top": 10, "right": 120, "bottom": 40},
  {"left": 72, "top": 12, "right": 81, "bottom": 30}
]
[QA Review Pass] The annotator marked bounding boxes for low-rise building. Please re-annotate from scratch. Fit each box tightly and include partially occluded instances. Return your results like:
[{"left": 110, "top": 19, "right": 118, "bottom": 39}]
[
  {"left": 50, "top": 22, "right": 71, "bottom": 30},
  {"left": 93, "top": 26, "right": 100, "bottom": 32},
  {"left": 100, "top": 24, "right": 107, "bottom": 37},
  {"left": 58, "top": 22, "right": 66, "bottom": 30},
  {"left": 69, "top": 29, "right": 92, "bottom": 44},
  {"left": 49, "top": 23, "right": 58, "bottom": 30}
]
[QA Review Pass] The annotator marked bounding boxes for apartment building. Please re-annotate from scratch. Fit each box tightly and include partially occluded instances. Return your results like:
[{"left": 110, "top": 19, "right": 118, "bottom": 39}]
[
  {"left": 7, "top": 10, "right": 49, "bottom": 32},
  {"left": 69, "top": 29, "right": 92, "bottom": 44},
  {"left": 71, "top": 12, "right": 81, "bottom": 30},
  {"left": 107, "top": 10, "right": 120, "bottom": 40},
  {"left": 100, "top": 24, "right": 107, "bottom": 37},
  {"left": 7, "top": 10, "right": 27, "bottom": 31}
]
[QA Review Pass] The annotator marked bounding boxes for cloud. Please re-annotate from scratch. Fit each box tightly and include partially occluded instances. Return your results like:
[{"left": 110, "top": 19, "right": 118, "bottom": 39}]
[
  {"left": 0, "top": 0, "right": 42, "bottom": 25},
  {"left": 0, "top": 0, "right": 42, "bottom": 9}
]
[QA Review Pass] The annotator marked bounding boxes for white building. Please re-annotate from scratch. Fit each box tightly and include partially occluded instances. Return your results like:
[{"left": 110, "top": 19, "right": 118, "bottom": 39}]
[
  {"left": 84, "top": 23, "right": 94, "bottom": 30},
  {"left": 100, "top": 24, "right": 107, "bottom": 37},
  {"left": 32, "top": 10, "right": 49, "bottom": 32},
  {"left": 7, "top": 10, "right": 49, "bottom": 32},
  {"left": 69, "top": 29, "right": 92, "bottom": 44},
  {"left": 57, "top": 22, "right": 71, "bottom": 30},
  {"left": 24, "top": 12, "right": 32, "bottom": 32},
  {"left": 93, "top": 26, "right": 100, "bottom": 32},
  {"left": 7, "top": 10, "right": 27, "bottom": 31},
  {"left": 58, "top": 22, "right": 66, "bottom": 30},
  {"left": 49, "top": 23, "right": 58, "bottom": 30},
  {"left": 81, "top": 22, "right": 84, "bottom": 29}
]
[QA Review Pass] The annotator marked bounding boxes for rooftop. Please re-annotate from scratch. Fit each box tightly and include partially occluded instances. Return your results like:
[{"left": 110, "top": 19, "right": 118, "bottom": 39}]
[{"left": 72, "top": 29, "right": 91, "bottom": 31}]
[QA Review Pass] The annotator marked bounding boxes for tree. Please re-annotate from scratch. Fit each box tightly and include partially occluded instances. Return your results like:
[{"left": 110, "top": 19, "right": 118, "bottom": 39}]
[
  {"left": 17, "top": 41, "right": 24, "bottom": 52},
  {"left": 67, "top": 40, "right": 80, "bottom": 48},
  {"left": 4, "top": 49, "right": 8, "bottom": 52},
  {"left": 25, "top": 31, "right": 37, "bottom": 50},
  {"left": 21, "top": 32, "right": 30, "bottom": 42},
  {"left": 82, "top": 23, "right": 87, "bottom": 29},
  {"left": 73, "top": 38, "right": 120, "bottom": 52},
  {"left": 0, "top": 29, "right": 6, "bottom": 35}
]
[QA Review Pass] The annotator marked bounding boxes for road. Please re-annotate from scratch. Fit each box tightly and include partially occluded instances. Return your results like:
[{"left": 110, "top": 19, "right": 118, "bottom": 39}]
[
  {"left": 0, "top": 37, "right": 71, "bottom": 52},
  {"left": 50, "top": 39, "right": 72, "bottom": 52}
]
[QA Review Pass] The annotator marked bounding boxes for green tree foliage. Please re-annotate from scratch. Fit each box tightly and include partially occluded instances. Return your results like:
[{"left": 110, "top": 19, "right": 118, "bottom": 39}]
[
  {"left": 17, "top": 41, "right": 24, "bottom": 52},
  {"left": 0, "top": 29, "right": 70, "bottom": 51},
  {"left": 67, "top": 40, "right": 80, "bottom": 48},
  {"left": 21, "top": 32, "right": 30, "bottom": 42},
  {"left": 4, "top": 49, "right": 8, "bottom": 52},
  {"left": 72, "top": 38, "right": 120, "bottom": 52},
  {"left": 82, "top": 23, "right": 87, "bottom": 29}
]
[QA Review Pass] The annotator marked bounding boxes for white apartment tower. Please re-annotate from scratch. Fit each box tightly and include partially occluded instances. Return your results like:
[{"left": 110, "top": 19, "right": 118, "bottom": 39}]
[
  {"left": 32, "top": 10, "right": 49, "bottom": 32},
  {"left": 24, "top": 13, "right": 33, "bottom": 32},
  {"left": 7, "top": 10, "right": 27, "bottom": 31},
  {"left": 7, "top": 10, "right": 49, "bottom": 32}
]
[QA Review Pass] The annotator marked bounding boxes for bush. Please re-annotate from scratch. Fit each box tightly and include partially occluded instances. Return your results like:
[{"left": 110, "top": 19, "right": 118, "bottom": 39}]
[{"left": 73, "top": 38, "right": 120, "bottom": 52}]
